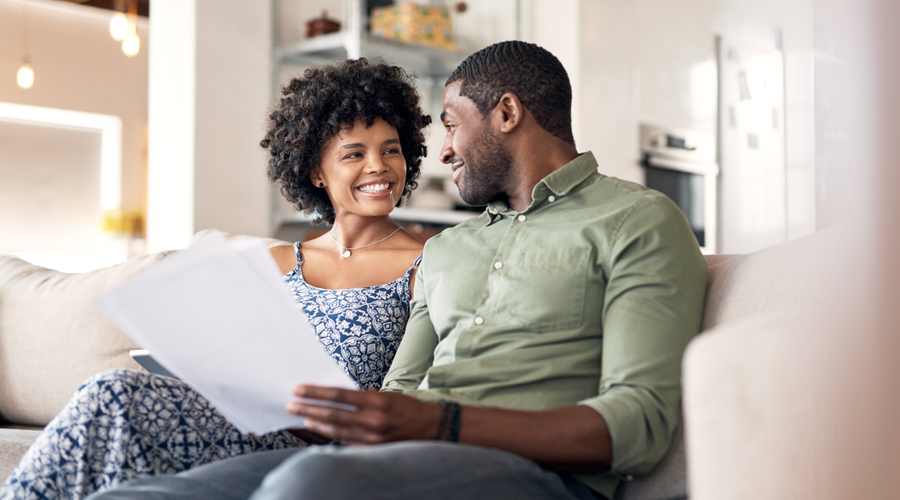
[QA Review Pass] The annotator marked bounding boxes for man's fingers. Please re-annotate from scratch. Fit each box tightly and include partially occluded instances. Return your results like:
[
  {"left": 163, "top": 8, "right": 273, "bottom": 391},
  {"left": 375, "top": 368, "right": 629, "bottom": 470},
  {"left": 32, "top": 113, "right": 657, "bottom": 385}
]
[
  {"left": 304, "top": 417, "right": 388, "bottom": 444},
  {"left": 293, "top": 385, "right": 382, "bottom": 406}
]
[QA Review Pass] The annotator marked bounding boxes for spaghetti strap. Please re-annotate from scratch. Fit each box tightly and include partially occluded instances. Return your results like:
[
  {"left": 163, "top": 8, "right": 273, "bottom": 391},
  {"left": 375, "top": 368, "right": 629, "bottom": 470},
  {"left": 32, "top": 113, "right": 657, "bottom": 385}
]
[
  {"left": 408, "top": 253, "right": 423, "bottom": 272},
  {"left": 293, "top": 241, "right": 303, "bottom": 264}
]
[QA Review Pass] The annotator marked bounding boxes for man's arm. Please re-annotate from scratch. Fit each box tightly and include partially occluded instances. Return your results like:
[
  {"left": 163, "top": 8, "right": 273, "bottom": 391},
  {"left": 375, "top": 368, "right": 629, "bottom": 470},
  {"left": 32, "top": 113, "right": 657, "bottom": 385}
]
[
  {"left": 380, "top": 259, "right": 437, "bottom": 393},
  {"left": 289, "top": 386, "right": 612, "bottom": 472}
]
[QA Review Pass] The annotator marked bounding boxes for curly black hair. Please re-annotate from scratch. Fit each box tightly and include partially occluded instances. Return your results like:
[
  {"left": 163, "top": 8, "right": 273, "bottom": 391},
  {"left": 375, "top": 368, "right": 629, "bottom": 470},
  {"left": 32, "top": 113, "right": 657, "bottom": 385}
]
[
  {"left": 446, "top": 41, "right": 574, "bottom": 145},
  {"left": 261, "top": 58, "right": 431, "bottom": 225}
]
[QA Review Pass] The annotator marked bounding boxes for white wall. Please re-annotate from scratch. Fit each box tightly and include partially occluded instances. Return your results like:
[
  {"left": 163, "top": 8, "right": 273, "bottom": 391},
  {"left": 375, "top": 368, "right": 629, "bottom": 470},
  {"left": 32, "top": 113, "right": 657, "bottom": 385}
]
[
  {"left": 578, "top": 0, "right": 816, "bottom": 249},
  {"left": 0, "top": 0, "right": 148, "bottom": 218},
  {"left": 147, "top": 0, "right": 273, "bottom": 252}
]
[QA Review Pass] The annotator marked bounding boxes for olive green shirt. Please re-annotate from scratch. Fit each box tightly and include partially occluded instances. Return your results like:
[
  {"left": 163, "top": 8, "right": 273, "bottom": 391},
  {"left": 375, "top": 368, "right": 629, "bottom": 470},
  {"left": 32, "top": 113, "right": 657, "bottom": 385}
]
[{"left": 382, "top": 152, "right": 707, "bottom": 498}]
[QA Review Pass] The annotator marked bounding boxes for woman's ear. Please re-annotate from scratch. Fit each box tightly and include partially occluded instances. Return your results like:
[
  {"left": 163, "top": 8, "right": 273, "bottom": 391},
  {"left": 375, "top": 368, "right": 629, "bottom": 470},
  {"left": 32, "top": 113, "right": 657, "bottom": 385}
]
[
  {"left": 493, "top": 92, "right": 524, "bottom": 134},
  {"left": 310, "top": 168, "right": 325, "bottom": 188}
]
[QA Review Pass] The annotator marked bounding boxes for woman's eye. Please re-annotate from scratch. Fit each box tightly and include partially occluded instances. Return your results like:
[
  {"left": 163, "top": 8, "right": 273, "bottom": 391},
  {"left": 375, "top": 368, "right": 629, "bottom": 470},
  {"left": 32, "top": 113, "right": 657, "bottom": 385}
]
[
  {"left": 384, "top": 148, "right": 400, "bottom": 155},
  {"left": 343, "top": 152, "right": 362, "bottom": 160}
]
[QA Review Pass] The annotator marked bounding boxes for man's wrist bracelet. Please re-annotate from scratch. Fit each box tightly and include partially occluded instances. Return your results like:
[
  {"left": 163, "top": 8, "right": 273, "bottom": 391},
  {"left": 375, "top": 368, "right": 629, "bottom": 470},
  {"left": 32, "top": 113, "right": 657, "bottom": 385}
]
[
  {"left": 435, "top": 399, "right": 461, "bottom": 442},
  {"left": 435, "top": 400, "right": 450, "bottom": 440}
]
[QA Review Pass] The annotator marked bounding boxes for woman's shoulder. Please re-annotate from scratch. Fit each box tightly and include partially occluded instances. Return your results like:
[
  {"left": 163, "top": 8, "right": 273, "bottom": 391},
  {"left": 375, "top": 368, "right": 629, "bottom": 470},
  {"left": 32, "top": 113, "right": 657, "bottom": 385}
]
[{"left": 269, "top": 243, "right": 299, "bottom": 275}]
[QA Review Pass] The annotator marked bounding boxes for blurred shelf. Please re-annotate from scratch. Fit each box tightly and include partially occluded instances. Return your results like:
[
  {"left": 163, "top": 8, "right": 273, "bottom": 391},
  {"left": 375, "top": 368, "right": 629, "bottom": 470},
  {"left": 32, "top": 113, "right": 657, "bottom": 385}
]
[{"left": 276, "top": 32, "right": 466, "bottom": 77}]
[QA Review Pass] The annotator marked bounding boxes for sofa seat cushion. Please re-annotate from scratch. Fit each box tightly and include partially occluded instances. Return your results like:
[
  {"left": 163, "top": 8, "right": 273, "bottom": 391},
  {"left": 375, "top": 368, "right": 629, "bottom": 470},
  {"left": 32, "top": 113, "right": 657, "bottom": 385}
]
[
  {"left": 0, "top": 428, "right": 42, "bottom": 483},
  {"left": 0, "top": 253, "right": 167, "bottom": 426}
]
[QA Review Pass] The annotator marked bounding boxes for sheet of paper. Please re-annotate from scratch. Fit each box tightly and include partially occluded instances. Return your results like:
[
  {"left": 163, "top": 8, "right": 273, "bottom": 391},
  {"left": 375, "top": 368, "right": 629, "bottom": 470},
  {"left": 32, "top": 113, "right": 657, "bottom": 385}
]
[{"left": 95, "top": 231, "right": 357, "bottom": 435}]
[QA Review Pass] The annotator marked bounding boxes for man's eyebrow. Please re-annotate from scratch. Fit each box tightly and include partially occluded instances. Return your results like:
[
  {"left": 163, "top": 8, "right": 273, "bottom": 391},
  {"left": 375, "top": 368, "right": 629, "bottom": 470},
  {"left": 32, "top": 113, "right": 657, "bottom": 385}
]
[{"left": 383, "top": 139, "right": 401, "bottom": 146}]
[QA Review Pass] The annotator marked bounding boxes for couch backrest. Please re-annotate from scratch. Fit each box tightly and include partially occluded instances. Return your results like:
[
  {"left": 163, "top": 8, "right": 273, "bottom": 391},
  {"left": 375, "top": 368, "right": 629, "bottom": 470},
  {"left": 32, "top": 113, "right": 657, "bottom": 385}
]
[
  {"left": 701, "top": 225, "right": 853, "bottom": 332},
  {"left": 0, "top": 232, "right": 293, "bottom": 427},
  {"left": 0, "top": 253, "right": 167, "bottom": 426}
]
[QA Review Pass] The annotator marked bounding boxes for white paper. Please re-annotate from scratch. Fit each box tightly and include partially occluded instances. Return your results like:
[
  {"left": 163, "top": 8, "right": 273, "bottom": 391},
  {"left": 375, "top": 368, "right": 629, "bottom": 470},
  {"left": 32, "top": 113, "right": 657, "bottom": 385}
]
[{"left": 94, "top": 231, "right": 357, "bottom": 435}]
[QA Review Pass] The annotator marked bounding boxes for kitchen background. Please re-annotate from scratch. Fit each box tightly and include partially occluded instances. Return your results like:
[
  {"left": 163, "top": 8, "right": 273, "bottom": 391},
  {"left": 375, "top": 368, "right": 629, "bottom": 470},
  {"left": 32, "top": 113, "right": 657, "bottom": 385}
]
[{"left": 0, "top": 0, "right": 848, "bottom": 270}]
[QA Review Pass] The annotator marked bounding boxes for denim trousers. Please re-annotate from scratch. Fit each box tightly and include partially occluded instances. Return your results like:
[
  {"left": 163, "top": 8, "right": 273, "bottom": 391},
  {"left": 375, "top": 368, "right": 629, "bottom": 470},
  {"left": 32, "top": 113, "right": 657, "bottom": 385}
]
[{"left": 85, "top": 442, "right": 598, "bottom": 500}]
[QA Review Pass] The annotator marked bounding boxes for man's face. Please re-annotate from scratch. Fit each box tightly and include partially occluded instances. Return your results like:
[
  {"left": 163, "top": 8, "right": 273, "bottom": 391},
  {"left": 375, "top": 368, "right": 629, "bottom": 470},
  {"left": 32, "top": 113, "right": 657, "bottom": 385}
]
[{"left": 440, "top": 81, "right": 514, "bottom": 206}]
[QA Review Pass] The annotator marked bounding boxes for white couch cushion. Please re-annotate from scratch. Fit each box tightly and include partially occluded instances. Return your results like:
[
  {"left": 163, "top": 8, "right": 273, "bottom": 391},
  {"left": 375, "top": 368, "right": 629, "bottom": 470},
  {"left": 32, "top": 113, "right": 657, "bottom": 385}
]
[{"left": 0, "top": 253, "right": 166, "bottom": 426}]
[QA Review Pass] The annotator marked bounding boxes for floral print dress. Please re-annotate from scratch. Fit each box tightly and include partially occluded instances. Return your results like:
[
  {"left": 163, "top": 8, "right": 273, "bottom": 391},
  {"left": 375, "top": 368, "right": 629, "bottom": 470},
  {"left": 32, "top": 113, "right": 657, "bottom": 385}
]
[{"left": 0, "top": 244, "right": 421, "bottom": 500}]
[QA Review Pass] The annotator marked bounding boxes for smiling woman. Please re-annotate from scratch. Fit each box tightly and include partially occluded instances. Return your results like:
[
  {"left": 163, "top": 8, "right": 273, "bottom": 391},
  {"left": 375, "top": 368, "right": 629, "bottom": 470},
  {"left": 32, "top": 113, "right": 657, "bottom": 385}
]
[{"left": 0, "top": 58, "right": 431, "bottom": 500}]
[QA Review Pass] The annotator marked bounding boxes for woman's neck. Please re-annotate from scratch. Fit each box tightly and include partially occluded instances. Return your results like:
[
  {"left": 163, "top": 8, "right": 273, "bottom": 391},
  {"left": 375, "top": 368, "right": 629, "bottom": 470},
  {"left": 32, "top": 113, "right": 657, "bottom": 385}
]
[{"left": 329, "top": 213, "right": 398, "bottom": 249}]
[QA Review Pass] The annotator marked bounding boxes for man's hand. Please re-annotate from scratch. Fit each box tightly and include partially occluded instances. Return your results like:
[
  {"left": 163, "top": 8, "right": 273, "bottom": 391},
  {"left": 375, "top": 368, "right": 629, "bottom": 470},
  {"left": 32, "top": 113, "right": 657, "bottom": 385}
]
[{"left": 287, "top": 385, "right": 442, "bottom": 446}]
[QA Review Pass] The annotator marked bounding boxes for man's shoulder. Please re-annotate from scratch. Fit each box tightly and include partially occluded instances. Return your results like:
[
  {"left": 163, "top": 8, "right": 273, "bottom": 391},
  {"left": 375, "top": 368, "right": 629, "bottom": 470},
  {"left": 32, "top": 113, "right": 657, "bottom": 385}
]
[{"left": 579, "top": 173, "right": 681, "bottom": 221}]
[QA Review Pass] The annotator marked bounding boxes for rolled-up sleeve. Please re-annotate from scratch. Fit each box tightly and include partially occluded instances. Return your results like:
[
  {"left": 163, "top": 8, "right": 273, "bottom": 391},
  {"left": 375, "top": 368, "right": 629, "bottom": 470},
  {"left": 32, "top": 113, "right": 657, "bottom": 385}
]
[{"left": 578, "top": 194, "right": 707, "bottom": 475}]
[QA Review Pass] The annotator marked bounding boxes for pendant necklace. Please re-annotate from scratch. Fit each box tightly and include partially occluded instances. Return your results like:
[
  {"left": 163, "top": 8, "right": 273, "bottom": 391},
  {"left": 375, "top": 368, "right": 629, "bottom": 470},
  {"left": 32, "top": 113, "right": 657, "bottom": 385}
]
[{"left": 328, "top": 226, "right": 402, "bottom": 258}]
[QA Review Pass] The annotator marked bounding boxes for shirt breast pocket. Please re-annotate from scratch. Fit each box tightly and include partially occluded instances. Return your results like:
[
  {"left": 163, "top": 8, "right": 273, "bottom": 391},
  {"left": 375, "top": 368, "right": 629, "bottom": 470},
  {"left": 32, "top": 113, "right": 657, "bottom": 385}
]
[{"left": 502, "top": 246, "right": 591, "bottom": 333}]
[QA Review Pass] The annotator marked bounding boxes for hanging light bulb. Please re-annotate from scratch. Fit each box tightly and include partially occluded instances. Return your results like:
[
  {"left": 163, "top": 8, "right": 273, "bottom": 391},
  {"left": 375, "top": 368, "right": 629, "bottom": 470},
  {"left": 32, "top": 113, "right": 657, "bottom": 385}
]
[
  {"left": 121, "top": 0, "right": 139, "bottom": 57},
  {"left": 122, "top": 27, "right": 140, "bottom": 57},
  {"left": 17, "top": 63, "right": 34, "bottom": 89},
  {"left": 109, "top": 12, "right": 128, "bottom": 41},
  {"left": 17, "top": 0, "right": 33, "bottom": 89}
]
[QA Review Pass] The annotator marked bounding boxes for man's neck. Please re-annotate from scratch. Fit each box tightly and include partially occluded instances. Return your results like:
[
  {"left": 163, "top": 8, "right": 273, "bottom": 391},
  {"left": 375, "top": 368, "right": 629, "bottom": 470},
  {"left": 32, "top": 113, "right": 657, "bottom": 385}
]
[{"left": 505, "top": 137, "right": 579, "bottom": 212}]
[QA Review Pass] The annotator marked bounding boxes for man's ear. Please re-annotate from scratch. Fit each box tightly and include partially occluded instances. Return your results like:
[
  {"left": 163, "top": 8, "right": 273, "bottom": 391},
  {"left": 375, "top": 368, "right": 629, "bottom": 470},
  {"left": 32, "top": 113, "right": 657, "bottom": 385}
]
[{"left": 492, "top": 92, "right": 524, "bottom": 134}]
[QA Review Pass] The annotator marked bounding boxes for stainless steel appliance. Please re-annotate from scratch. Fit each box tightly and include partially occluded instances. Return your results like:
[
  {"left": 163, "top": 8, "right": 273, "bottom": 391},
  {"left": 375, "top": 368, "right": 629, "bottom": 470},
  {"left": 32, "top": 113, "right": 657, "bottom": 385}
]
[{"left": 640, "top": 123, "right": 719, "bottom": 253}]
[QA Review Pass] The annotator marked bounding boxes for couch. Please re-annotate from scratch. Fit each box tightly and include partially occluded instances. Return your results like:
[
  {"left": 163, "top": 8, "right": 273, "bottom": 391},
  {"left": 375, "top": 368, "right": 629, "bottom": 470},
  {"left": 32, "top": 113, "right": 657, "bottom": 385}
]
[{"left": 0, "top": 227, "right": 849, "bottom": 499}]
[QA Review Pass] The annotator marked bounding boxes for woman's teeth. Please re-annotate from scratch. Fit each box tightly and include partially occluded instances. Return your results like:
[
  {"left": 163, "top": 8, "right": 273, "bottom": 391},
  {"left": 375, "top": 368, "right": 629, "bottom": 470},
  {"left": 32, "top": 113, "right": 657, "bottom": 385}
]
[{"left": 359, "top": 183, "right": 390, "bottom": 193}]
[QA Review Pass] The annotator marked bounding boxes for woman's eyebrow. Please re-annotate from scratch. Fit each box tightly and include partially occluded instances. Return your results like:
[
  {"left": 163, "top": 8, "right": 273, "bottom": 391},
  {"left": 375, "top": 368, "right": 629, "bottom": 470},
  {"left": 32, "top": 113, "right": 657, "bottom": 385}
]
[{"left": 338, "top": 138, "right": 399, "bottom": 151}]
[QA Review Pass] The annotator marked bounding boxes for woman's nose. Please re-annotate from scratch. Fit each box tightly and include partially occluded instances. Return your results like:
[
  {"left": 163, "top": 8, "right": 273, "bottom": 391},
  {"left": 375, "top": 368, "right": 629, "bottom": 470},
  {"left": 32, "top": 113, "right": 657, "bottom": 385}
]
[{"left": 367, "top": 156, "right": 389, "bottom": 172}]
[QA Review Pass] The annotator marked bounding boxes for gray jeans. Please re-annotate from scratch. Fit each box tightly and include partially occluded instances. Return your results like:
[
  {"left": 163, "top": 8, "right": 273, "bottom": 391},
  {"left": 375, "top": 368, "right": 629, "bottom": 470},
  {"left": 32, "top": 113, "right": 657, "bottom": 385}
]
[{"left": 85, "top": 442, "right": 599, "bottom": 500}]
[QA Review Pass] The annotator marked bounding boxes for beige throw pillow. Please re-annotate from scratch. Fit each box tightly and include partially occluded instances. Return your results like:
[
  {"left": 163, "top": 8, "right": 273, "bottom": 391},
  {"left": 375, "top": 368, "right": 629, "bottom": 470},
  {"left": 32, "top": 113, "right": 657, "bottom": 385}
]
[{"left": 0, "top": 252, "right": 167, "bottom": 426}]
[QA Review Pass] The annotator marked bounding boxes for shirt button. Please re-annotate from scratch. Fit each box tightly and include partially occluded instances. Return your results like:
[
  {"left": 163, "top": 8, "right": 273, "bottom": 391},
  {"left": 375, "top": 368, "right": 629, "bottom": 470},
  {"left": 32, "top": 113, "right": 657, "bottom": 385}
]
[
  {"left": 493, "top": 261, "right": 503, "bottom": 269},
  {"left": 548, "top": 195, "right": 556, "bottom": 202},
  {"left": 517, "top": 215, "right": 527, "bottom": 222},
  {"left": 474, "top": 316, "right": 484, "bottom": 325}
]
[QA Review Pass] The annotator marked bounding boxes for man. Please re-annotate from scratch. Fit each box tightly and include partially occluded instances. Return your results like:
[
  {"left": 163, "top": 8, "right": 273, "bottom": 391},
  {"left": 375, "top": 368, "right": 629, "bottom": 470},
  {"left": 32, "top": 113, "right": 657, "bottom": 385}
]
[{"left": 91, "top": 41, "right": 706, "bottom": 500}]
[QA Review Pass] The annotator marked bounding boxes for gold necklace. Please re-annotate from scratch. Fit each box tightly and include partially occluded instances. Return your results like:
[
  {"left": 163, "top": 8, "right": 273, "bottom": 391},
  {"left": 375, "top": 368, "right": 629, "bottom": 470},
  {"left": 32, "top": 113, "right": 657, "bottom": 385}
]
[{"left": 327, "top": 226, "right": 402, "bottom": 258}]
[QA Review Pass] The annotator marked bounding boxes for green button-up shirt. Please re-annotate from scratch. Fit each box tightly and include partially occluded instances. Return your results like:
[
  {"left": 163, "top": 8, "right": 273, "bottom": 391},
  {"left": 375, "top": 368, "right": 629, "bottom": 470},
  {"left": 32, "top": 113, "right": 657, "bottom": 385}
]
[{"left": 382, "top": 152, "right": 707, "bottom": 498}]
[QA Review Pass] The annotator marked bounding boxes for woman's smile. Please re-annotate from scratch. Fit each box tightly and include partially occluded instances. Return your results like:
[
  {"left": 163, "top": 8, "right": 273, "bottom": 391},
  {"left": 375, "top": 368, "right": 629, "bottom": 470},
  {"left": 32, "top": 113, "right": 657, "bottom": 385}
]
[{"left": 356, "top": 179, "right": 395, "bottom": 197}]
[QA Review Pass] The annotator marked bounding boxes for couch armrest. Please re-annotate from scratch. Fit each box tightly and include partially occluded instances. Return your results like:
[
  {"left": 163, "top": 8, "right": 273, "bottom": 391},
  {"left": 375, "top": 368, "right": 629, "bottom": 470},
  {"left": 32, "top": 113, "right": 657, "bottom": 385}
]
[{"left": 682, "top": 311, "right": 885, "bottom": 500}]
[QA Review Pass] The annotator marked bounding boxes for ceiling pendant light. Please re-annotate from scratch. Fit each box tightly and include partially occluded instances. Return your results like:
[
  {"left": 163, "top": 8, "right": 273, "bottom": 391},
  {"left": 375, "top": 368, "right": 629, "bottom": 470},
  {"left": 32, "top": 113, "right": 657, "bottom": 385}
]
[
  {"left": 109, "top": 0, "right": 127, "bottom": 41},
  {"left": 17, "top": 63, "right": 34, "bottom": 90},
  {"left": 17, "top": 0, "right": 33, "bottom": 89},
  {"left": 121, "top": 0, "right": 139, "bottom": 57},
  {"left": 109, "top": 13, "right": 128, "bottom": 41}
]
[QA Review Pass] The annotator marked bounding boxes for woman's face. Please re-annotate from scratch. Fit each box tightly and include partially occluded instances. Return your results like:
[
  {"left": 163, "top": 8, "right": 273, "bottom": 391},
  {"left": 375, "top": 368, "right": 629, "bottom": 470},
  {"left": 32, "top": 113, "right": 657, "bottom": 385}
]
[{"left": 313, "top": 117, "right": 407, "bottom": 219}]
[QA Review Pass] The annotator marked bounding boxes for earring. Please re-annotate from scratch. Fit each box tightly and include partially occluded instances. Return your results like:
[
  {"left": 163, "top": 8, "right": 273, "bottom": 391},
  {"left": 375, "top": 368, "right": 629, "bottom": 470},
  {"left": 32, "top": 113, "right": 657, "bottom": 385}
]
[{"left": 318, "top": 182, "right": 324, "bottom": 188}]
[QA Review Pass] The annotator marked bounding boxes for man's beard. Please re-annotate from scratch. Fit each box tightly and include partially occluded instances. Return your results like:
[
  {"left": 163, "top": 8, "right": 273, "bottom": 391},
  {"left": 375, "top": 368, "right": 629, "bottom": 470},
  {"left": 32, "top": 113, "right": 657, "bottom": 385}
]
[{"left": 456, "top": 126, "right": 514, "bottom": 206}]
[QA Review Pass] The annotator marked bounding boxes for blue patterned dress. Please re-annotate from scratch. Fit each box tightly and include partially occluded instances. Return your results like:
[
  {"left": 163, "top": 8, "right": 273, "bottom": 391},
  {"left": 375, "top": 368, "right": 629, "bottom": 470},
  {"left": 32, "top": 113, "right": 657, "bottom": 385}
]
[{"left": 0, "top": 245, "right": 422, "bottom": 500}]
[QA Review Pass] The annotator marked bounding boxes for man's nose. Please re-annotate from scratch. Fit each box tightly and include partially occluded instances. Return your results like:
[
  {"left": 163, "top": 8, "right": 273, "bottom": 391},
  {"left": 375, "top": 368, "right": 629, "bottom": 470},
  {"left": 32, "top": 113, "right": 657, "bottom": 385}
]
[{"left": 440, "top": 137, "right": 454, "bottom": 164}]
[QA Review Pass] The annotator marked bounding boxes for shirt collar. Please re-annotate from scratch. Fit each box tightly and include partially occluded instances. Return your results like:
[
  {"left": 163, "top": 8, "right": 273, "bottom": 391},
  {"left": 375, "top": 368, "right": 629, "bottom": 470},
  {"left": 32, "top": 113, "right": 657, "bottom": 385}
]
[{"left": 485, "top": 151, "right": 599, "bottom": 220}]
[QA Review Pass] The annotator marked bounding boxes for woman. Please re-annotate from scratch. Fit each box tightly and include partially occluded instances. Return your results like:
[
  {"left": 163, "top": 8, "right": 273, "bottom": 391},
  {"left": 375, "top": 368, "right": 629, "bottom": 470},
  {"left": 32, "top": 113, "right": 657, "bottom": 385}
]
[{"left": 0, "top": 58, "right": 431, "bottom": 500}]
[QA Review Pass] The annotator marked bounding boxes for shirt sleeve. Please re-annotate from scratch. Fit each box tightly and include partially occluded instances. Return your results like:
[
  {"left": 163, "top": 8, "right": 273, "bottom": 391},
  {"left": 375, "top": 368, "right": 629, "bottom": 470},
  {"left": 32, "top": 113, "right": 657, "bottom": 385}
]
[
  {"left": 381, "top": 256, "right": 438, "bottom": 393},
  {"left": 578, "top": 193, "right": 707, "bottom": 475}
]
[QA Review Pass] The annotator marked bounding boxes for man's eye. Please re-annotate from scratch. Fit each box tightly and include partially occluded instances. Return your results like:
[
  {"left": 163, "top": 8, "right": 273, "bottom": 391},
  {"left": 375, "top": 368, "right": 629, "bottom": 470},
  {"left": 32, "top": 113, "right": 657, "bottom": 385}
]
[
  {"left": 343, "top": 152, "right": 362, "bottom": 160},
  {"left": 384, "top": 148, "right": 400, "bottom": 155}
]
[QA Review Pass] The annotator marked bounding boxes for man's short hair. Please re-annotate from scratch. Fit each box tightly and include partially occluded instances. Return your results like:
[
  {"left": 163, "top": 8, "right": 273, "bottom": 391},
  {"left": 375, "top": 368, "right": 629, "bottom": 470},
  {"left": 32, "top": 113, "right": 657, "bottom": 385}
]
[{"left": 446, "top": 41, "right": 574, "bottom": 145}]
